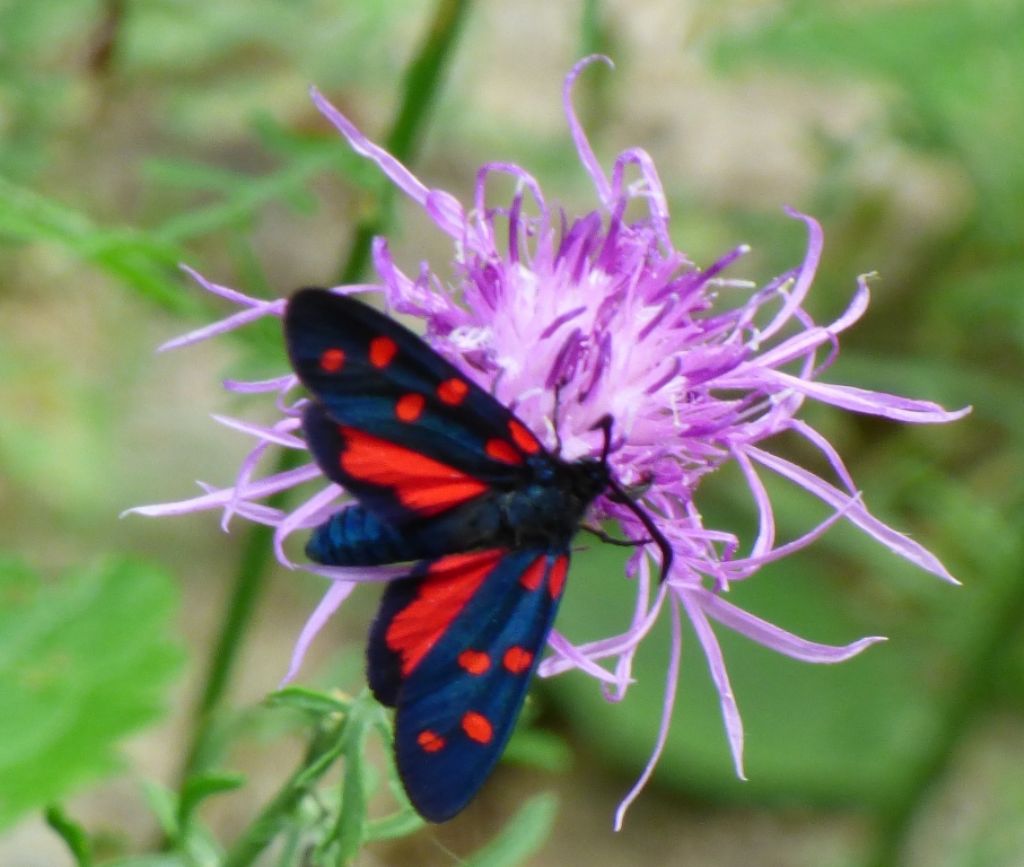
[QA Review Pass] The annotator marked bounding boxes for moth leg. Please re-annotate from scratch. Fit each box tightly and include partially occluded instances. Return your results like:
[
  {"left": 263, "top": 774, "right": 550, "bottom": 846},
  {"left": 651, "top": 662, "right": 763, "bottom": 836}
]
[
  {"left": 606, "top": 479, "right": 674, "bottom": 583},
  {"left": 580, "top": 524, "right": 651, "bottom": 548}
]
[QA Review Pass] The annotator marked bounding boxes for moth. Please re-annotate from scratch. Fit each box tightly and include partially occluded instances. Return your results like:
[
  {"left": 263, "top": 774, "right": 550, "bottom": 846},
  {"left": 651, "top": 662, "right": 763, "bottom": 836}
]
[{"left": 284, "top": 288, "right": 669, "bottom": 821}]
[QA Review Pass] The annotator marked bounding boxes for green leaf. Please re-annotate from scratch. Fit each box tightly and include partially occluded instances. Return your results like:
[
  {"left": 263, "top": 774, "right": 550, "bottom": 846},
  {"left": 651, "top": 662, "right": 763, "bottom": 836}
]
[
  {"left": 140, "top": 775, "right": 232, "bottom": 865},
  {"left": 220, "top": 732, "right": 347, "bottom": 867},
  {"left": 149, "top": 148, "right": 338, "bottom": 244},
  {"left": 320, "top": 692, "right": 385, "bottom": 864},
  {"left": 178, "top": 771, "right": 245, "bottom": 830},
  {"left": 0, "top": 558, "right": 183, "bottom": 829},
  {"left": 363, "top": 808, "right": 424, "bottom": 843},
  {"left": 141, "top": 781, "right": 179, "bottom": 839},
  {"left": 462, "top": 793, "right": 558, "bottom": 867},
  {"left": 0, "top": 177, "right": 195, "bottom": 314},
  {"left": 265, "top": 685, "right": 351, "bottom": 718},
  {"left": 44, "top": 804, "right": 92, "bottom": 867}
]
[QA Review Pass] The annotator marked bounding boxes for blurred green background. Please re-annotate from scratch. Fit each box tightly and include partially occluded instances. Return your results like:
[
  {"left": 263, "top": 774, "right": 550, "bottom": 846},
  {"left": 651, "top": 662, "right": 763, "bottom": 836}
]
[{"left": 1, "top": 0, "right": 1021, "bottom": 864}]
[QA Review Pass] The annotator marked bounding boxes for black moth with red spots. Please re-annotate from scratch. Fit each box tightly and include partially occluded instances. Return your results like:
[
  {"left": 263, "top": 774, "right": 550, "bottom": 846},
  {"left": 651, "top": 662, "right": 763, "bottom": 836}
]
[{"left": 285, "top": 288, "right": 670, "bottom": 821}]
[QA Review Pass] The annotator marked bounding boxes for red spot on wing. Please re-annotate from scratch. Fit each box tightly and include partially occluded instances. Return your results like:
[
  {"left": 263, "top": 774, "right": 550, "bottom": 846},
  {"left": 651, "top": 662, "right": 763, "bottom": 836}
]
[
  {"left": 369, "top": 336, "right": 397, "bottom": 368},
  {"left": 548, "top": 555, "right": 569, "bottom": 599},
  {"left": 396, "top": 393, "right": 425, "bottom": 422},
  {"left": 385, "top": 550, "right": 504, "bottom": 676},
  {"left": 337, "top": 426, "right": 487, "bottom": 517},
  {"left": 319, "top": 347, "right": 345, "bottom": 372},
  {"left": 457, "top": 649, "right": 491, "bottom": 675},
  {"left": 502, "top": 646, "right": 533, "bottom": 674},
  {"left": 437, "top": 377, "right": 469, "bottom": 405},
  {"left": 417, "top": 730, "right": 445, "bottom": 753},
  {"left": 508, "top": 419, "right": 541, "bottom": 454},
  {"left": 461, "top": 711, "right": 493, "bottom": 744},
  {"left": 519, "top": 555, "right": 546, "bottom": 591},
  {"left": 485, "top": 438, "right": 522, "bottom": 465}
]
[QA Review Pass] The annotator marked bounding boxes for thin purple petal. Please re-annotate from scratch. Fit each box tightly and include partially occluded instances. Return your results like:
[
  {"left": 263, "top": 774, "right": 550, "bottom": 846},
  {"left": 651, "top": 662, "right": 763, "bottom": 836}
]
[
  {"left": 748, "top": 446, "right": 960, "bottom": 583},
  {"left": 280, "top": 581, "right": 356, "bottom": 685},
  {"left": 695, "top": 588, "right": 886, "bottom": 662},
  {"left": 681, "top": 591, "right": 746, "bottom": 780},
  {"left": 614, "top": 593, "right": 682, "bottom": 831},
  {"left": 158, "top": 300, "right": 285, "bottom": 351},
  {"left": 563, "top": 56, "right": 614, "bottom": 207},
  {"left": 761, "top": 371, "right": 972, "bottom": 423},
  {"left": 211, "top": 415, "right": 305, "bottom": 449}
]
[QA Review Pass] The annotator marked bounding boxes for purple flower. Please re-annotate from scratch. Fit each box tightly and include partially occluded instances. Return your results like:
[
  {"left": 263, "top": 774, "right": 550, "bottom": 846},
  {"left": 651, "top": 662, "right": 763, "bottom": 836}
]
[{"left": 131, "top": 57, "right": 967, "bottom": 827}]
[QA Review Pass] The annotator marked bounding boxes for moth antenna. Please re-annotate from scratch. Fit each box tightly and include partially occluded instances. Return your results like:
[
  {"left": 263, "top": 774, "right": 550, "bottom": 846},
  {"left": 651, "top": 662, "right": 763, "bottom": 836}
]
[
  {"left": 594, "top": 414, "right": 614, "bottom": 466},
  {"left": 603, "top": 435, "right": 613, "bottom": 466}
]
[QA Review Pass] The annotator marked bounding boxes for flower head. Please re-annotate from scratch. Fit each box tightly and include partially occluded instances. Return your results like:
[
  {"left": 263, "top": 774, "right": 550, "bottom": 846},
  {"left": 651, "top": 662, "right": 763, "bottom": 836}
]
[{"left": 132, "top": 56, "right": 967, "bottom": 827}]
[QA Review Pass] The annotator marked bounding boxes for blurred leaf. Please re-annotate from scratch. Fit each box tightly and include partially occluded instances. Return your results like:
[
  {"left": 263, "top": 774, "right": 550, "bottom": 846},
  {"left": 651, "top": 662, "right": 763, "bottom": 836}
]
[
  {"left": 551, "top": 536, "right": 942, "bottom": 807},
  {"left": 503, "top": 724, "right": 572, "bottom": 774},
  {"left": 148, "top": 145, "right": 341, "bottom": 245},
  {"left": 141, "top": 780, "right": 179, "bottom": 839},
  {"left": 319, "top": 692, "right": 384, "bottom": 864},
  {"left": 141, "top": 772, "right": 231, "bottom": 863},
  {"left": 364, "top": 808, "right": 423, "bottom": 843},
  {"left": 44, "top": 804, "right": 93, "bottom": 867},
  {"left": 0, "top": 177, "right": 195, "bottom": 313},
  {"left": 265, "top": 684, "right": 351, "bottom": 718},
  {"left": 178, "top": 771, "right": 245, "bottom": 830},
  {"left": 926, "top": 259, "right": 1024, "bottom": 358},
  {"left": 0, "top": 557, "right": 183, "bottom": 828},
  {"left": 907, "top": 720, "right": 1024, "bottom": 867},
  {"left": 462, "top": 793, "right": 558, "bottom": 867}
]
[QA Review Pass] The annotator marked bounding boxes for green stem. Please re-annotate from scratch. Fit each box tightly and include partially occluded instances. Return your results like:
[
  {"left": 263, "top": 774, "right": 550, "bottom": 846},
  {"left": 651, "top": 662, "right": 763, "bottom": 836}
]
[
  {"left": 221, "top": 720, "right": 348, "bottom": 867},
  {"left": 336, "top": 0, "right": 472, "bottom": 284},
  {"left": 574, "top": 0, "right": 614, "bottom": 148},
  {"left": 44, "top": 805, "right": 93, "bottom": 867},
  {"left": 580, "top": 0, "right": 609, "bottom": 58},
  {"left": 865, "top": 530, "right": 1024, "bottom": 866}
]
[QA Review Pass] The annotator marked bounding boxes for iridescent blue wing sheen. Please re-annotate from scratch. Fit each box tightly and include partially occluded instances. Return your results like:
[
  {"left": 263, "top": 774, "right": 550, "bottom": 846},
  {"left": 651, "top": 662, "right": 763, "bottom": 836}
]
[
  {"left": 285, "top": 288, "right": 550, "bottom": 529},
  {"left": 366, "top": 547, "right": 570, "bottom": 822}
]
